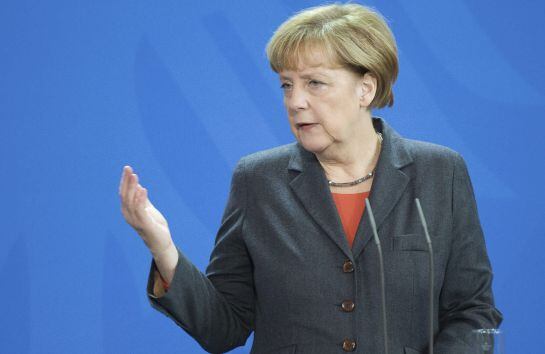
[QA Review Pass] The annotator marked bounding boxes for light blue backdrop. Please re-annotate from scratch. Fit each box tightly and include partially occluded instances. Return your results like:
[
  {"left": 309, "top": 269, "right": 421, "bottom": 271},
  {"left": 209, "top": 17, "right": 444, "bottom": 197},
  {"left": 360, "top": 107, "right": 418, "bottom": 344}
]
[{"left": 2, "top": 1, "right": 544, "bottom": 353}]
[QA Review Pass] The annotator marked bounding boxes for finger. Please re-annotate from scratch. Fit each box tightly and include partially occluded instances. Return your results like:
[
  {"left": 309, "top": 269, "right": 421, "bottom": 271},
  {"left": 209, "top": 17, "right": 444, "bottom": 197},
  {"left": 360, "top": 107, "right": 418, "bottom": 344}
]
[
  {"left": 122, "top": 172, "right": 135, "bottom": 209},
  {"left": 123, "top": 178, "right": 140, "bottom": 227},
  {"left": 126, "top": 173, "right": 139, "bottom": 211},
  {"left": 120, "top": 166, "right": 132, "bottom": 199},
  {"left": 119, "top": 166, "right": 129, "bottom": 195},
  {"left": 118, "top": 168, "right": 124, "bottom": 195}
]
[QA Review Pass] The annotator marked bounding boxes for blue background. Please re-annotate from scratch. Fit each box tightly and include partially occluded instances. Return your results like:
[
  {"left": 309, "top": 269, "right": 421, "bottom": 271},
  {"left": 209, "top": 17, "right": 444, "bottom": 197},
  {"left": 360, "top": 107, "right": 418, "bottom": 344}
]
[{"left": 2, "top": 0, "right": 544, "bottom": 353}]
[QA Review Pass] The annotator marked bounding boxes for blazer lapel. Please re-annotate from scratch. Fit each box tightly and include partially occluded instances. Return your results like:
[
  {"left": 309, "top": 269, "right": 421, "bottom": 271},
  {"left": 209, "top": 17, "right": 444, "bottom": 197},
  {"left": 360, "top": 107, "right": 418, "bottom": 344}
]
[
  {"left": 288, "top": 144, "right": 354, "bottom": 260},
  {"left": 351, "top": 119, "right": 413, "bottom": 260}
]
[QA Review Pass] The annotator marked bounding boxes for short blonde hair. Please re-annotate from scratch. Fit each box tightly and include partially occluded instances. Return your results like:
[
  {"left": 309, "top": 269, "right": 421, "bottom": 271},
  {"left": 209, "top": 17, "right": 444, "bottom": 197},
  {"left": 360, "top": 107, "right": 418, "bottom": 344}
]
[{"left": 266, "top": 3, "right": 398, "bottom": 108}]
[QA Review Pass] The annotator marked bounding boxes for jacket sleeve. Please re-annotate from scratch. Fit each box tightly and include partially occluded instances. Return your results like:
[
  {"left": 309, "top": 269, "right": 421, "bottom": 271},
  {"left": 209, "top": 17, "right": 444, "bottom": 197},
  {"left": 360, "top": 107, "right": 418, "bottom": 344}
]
[
  {"left": 146, "top": 158, "right": 255, "bottom": 353},
  {"left": 433, "top": 153, "right": 503, "bottom": 353}
]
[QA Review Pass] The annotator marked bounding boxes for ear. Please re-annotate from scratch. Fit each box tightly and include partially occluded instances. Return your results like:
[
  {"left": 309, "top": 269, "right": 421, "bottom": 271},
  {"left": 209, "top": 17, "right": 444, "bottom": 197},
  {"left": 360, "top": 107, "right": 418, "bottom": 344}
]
[{"left": 358, "top": 72, "right": 377, "bottom": 109}]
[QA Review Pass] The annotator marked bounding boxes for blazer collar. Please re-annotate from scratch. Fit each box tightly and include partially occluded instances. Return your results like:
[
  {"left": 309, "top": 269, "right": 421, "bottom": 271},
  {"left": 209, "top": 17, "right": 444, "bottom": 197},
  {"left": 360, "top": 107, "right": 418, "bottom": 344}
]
[{"left": 288, "top": 118, "right": 413, "bottom": 260}]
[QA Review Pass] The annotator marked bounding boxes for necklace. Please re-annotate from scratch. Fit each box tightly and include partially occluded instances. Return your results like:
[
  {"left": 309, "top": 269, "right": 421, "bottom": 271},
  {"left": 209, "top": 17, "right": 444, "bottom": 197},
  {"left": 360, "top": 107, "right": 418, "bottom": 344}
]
[{"left": 327, "top": 132, "right": 383, "bottom": 188}]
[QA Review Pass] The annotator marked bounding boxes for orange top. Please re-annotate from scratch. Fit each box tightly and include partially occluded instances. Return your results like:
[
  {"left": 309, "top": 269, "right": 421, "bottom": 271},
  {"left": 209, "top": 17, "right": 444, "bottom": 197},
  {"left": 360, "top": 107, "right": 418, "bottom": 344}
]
[{"left": 331, "top": 192, "right": 369, "bottom": 248}]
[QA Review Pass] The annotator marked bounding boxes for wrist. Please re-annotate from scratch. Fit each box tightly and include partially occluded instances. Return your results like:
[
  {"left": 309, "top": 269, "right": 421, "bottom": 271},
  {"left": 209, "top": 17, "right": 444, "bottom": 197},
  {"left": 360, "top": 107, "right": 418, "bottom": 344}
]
[
  {"left": 149, "top": 238, "right": 174, "bottom": 258},
  {"left": 151, "top": 241, "right": 178, "bottom": 284}
]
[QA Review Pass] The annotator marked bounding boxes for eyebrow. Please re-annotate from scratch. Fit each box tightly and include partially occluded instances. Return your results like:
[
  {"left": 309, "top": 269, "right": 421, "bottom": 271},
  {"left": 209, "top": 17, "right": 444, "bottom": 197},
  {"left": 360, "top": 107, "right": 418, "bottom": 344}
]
[{"left": 279, "top": 72, "right": 330, "bottom": 81}]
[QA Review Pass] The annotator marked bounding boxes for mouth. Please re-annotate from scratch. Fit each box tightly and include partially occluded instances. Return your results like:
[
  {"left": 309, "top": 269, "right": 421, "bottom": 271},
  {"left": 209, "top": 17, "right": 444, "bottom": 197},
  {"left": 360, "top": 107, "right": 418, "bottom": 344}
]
[{"left": 296, "top": 123, "right": 318, "bottom": 129}]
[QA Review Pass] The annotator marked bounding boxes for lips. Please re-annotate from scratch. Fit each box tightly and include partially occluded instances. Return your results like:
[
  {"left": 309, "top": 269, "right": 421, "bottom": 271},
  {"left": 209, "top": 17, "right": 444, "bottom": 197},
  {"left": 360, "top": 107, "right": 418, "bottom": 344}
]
[{"left": 296, "top": 123, "right": 317, "bottom": 129}]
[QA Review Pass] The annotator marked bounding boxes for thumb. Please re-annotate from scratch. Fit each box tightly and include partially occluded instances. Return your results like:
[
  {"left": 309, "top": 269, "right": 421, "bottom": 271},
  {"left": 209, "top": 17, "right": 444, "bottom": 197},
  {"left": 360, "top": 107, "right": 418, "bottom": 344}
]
[
  {"left": 145, "top": 195, "right": 153, "bottom": 209},
  {"left": 133, "top": 185, "right": 150, "bottom": 222}
]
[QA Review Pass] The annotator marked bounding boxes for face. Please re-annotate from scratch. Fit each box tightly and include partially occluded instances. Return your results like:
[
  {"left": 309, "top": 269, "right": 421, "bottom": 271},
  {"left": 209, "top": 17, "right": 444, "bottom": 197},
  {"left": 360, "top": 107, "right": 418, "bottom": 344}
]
[{"left": 278, "top": 51, "right": 375, "bottom": 155}]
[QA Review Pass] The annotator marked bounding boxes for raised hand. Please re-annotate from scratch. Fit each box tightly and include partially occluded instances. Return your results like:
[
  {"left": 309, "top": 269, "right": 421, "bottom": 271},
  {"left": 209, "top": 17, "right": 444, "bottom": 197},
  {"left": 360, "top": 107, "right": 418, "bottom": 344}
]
[{"left": 119, "top": 166, "right": 178, "bottom": 283}]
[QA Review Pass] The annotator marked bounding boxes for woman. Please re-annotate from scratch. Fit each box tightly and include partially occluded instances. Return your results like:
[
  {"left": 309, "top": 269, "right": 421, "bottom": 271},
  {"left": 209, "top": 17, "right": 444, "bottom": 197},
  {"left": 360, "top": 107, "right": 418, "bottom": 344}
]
[{"left": 119, "top": 4, "right": 501, "bottom": 353}]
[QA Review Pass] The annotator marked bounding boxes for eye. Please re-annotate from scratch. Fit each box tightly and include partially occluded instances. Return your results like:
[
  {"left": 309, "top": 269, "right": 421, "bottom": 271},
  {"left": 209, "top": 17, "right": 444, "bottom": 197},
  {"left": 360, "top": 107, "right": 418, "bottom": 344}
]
[
  {"left": 308, "top": 79, "right": 325, "bottom": 88},
  {"left": 280, "top": 82, "right": 292, "bottom": 91}
]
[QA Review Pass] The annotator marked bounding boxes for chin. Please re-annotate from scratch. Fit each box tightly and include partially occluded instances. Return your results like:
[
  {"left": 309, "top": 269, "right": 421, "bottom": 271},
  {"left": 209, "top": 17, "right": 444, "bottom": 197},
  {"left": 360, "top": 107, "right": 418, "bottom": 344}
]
[{"left": 297, "top": 137, "right": 330, "bottom": 154}]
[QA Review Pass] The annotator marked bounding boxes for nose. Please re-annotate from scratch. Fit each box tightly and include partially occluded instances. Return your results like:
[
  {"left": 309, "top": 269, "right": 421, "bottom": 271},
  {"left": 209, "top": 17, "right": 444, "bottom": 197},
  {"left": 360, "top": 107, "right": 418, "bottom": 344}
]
[{"left": 285, "top": 85, "right": 309, "bottom": 112}]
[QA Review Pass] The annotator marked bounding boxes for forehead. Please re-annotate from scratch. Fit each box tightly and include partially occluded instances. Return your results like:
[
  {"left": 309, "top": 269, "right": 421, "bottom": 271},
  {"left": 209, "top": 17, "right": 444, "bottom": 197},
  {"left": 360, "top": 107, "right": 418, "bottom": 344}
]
[
  {"left": 278, "top": 46, "right": 345, "bottom": 78},
  {"left": 279, "top": 42, "right": 343, "bottom": 72}
]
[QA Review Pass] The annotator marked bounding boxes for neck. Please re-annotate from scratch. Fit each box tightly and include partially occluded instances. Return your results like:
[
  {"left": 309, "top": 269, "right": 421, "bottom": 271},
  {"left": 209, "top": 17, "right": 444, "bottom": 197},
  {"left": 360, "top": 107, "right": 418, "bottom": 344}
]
[{"left": 316, "top": 117, "right": 380, "bottom": 183}]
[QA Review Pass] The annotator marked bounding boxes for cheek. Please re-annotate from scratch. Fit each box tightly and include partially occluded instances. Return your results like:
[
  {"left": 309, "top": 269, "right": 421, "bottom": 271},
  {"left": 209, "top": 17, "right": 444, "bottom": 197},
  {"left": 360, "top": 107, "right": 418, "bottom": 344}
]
[
  {"left": 313, "top": 103, "right": 339, "bottom": 129},
  {"left": 316, "top": 103, "right": 355, "bottom": 136}
]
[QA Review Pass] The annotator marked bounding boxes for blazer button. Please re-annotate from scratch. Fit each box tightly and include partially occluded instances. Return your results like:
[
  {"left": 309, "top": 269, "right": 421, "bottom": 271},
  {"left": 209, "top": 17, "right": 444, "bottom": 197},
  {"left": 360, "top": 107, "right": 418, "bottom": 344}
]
[
  {"left": 341, "top": 300, "right": 355, "bottom": 312},
  {"left": 342, "top": 339, "right": 357, "bottom": 351},
  {"left": 343, "top": 260, "right": 354, "bottom": 273}
]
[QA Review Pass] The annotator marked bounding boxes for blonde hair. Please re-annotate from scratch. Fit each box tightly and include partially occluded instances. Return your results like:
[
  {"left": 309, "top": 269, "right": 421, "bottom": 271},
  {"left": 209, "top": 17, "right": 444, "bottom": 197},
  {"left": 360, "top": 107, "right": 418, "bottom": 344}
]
[{"left": 266, "top": 3, "right": 398, "bottom": 108}]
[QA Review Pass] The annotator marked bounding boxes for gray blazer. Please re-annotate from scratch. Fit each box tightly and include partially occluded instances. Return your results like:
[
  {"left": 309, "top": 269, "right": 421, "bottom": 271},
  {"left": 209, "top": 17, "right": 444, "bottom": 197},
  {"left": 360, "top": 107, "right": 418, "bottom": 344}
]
[{"left": 147, "top": 118, "right": 502, "bottom": 354}]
